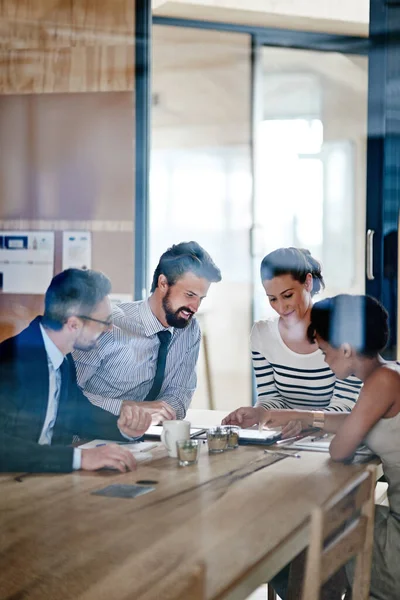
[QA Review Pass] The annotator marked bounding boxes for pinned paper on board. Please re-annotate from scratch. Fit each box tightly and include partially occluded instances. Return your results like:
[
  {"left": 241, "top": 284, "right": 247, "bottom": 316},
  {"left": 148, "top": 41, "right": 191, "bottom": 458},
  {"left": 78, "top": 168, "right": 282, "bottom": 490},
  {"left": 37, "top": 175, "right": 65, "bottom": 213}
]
[
  {"left": 62, "top": 231, "right": 92, "bottom": 271},
  {"left": 0, "top": 231, "right": 54, "bottom": 294}
]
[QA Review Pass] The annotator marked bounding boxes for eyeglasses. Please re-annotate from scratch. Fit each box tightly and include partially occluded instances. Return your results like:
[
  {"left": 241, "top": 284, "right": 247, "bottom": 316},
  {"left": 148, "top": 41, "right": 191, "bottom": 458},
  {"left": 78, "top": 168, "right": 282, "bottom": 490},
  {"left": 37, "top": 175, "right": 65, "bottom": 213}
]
[{"left": 77, "top": 315, "right": 113, "bottom": 328}]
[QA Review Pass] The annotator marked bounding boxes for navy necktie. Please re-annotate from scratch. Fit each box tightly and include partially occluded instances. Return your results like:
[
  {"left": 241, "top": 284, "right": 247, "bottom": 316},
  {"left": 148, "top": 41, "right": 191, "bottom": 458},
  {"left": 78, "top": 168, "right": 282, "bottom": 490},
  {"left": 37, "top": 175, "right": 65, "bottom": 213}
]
[{"left": 144, "top": 330, "right": 172, "bottom": 401}]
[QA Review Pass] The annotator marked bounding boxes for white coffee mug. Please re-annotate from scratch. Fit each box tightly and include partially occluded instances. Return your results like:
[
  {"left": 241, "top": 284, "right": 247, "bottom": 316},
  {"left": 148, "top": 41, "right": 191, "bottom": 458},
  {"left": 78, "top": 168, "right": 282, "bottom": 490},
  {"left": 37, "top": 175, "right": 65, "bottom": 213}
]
[{"left": 161, "top": 420, "right": 191, "bottom": 457}]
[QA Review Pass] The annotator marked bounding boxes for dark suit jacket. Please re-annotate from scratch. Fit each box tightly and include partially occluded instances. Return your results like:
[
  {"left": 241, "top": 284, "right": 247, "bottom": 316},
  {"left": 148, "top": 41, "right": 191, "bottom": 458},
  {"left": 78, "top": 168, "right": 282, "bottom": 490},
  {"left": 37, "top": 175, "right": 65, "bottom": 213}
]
[{"left": 0, "top": 317, "right": 126, "bottom": 473}]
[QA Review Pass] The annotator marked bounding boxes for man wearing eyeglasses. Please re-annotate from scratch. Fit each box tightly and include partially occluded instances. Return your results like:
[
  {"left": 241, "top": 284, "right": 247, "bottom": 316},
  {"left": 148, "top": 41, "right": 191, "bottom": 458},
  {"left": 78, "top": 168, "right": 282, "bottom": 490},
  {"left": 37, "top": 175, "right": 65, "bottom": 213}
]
[
  {"left": 0, "top": 268, "right": 151, "bottom": 473},
  {"left": 74, "top": 242, "right": 222, "bottom": 424}
]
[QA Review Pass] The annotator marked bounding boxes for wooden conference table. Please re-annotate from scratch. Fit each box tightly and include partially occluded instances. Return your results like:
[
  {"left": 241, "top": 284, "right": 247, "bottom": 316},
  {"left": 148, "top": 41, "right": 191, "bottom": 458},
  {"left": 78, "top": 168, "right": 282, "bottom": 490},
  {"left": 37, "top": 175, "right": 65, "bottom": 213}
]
[{"left": 0, "top": 433, "right": 377, "bottom": 600}]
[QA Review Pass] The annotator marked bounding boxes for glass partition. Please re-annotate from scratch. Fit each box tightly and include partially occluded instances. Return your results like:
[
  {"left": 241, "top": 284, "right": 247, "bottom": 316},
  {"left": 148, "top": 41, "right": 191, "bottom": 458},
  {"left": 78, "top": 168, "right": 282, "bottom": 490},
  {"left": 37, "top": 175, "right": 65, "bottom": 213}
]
[
  {"left": 151, "top": 25, "right": 253, "bottom": 410},
  {"left": 253, "top": 47, "right": 368, "bottom": 320}
]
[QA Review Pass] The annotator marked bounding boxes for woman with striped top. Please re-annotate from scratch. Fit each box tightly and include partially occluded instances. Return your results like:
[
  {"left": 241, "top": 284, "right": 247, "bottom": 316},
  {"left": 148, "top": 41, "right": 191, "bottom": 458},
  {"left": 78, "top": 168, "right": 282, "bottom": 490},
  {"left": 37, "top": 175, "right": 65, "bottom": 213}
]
[{"left": 223, "top": 247, "right": 362, "bottom": 438}]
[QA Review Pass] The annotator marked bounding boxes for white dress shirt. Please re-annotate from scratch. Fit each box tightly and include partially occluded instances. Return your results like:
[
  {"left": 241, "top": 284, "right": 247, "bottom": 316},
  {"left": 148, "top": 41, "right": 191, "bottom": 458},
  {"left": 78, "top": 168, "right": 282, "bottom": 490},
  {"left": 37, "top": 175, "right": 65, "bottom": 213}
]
[
  {"left": 74, "top": 300, "right": 201, "bottom": 419},
  {"left": 39, "top": 325, "right": 81, "bottom": 470}
]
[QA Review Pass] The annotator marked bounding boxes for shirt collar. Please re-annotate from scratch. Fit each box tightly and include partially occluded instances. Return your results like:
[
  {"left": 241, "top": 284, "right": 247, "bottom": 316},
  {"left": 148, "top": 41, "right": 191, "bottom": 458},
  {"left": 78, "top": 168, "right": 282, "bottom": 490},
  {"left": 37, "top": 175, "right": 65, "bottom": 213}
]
[
  {"left": 138, "top": 299, "right": 174, "bottom": 338},
  {"left": 39, "top": 324, "right": 65, "bottom": 370}
]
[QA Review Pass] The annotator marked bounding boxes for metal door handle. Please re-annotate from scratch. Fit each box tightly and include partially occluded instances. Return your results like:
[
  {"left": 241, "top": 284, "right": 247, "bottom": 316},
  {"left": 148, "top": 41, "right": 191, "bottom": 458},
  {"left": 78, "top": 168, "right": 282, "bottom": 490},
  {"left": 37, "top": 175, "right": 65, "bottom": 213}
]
[{"left": 366, "top": 229, "right": 375, "bottom": 280}]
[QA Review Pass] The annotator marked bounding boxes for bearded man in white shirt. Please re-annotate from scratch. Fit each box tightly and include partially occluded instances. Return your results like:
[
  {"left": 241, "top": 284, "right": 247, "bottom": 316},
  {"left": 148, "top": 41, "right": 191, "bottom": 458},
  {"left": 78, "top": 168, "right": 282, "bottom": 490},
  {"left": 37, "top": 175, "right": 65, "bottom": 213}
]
[{"left": 74, "top": 241, "right": 222, "bottom": 424}]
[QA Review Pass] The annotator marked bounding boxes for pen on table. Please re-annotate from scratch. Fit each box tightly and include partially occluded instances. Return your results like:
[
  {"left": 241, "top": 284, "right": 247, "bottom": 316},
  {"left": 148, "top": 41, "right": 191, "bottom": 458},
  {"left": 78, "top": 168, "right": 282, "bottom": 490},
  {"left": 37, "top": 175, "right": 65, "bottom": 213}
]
[
  {"left": 264, "top": 449, "right": 301, "bottom": 459},
  {"left": 274, "top": 429, "right": 320, "bottom": 445},
  {"left": 274, "top": 434, "right": 304, "bottom": 445},
  {"left": 311, "top": 433, "right": 329, "bottom": 442},
  {"left": 190, "top": 428, "right": 207, "bottom": 439},
  {"left": 96, "top": 443, "right": 107, "bottom": 447}
]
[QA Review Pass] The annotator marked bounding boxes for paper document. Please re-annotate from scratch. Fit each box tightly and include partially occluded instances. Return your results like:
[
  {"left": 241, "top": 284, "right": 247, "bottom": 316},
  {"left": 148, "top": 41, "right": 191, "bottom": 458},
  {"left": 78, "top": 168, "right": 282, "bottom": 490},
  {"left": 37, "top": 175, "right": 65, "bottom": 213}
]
[
  {"left": 287, "top": 435, "right": 373, "bottom": 456},
  {"left": 145, "top": 425, "right": 205, "bottom": 438},
  {"left": 62, "top": 231, "right": 91, "bottom": 270},
  {"left": 0, "top": 231, "right": 54, "bottom": 294},
  {"left": 78, "top": 439, "right": 157, "bottom": 454},
  {"left": 291, "top": 435, "right": 332, "bottom": 451}
]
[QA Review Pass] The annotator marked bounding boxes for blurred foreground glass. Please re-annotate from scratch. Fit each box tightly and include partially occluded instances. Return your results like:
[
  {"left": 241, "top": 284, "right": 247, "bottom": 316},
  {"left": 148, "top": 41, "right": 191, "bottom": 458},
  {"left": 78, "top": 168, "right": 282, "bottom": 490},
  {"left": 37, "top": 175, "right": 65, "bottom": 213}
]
[
  {"left": 225, "top": 426, "right": 240, "bottom": 449},
  {"left": 176, "top": 439, "right": 200, "bottom": 466},
  {"left": 207, "top": 427, "right": 229, "bottom": 453}
]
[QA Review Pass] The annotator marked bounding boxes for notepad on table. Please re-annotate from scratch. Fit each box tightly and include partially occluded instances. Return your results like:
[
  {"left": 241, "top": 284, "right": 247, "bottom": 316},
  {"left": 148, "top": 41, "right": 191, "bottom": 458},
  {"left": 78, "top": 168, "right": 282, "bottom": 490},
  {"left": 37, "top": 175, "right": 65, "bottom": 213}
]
[
  {"left": 290, "top": 435, "right": 332, "bottom": 452},
  {"left": 78, "top": 439, "right": 157, "bottom": 462},
  {"left": 285, "top": 435, "right": 373, "bottom": 456},
  {"left": 238, "top": 428, "right": 282, "bottom": 445}
]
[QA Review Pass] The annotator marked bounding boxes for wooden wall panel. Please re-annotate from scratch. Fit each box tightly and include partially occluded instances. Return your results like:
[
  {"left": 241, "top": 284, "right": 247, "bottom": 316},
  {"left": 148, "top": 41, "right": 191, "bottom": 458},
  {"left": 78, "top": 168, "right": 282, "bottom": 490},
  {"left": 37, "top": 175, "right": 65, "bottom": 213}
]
[
  {"left": 0, "top": 0, "right": 134, "bottom": 48},
  {"left": 0, "top": 46, "right": 134, "bottom": 94},
  {"left": 0, "top": 93, "right": 135, "bottom": 222},
  {"left": 0, "top": 92, "right": 135, "bottom": 340},
  {"left": 0, "top": 1, "right": 136, "bottom": 338},
  {"left": 0, "top": 0, "right": 134, "bottom": 93}
]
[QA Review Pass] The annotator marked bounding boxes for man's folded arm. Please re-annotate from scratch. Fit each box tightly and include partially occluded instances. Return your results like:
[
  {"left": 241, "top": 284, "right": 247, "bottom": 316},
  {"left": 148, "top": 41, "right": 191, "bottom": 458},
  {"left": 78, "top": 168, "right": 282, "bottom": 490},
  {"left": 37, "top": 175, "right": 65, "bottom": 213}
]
[
  {"left": 72, "top": 387, "right": 127, "bottom": 442},
  {"left": 0, "top": 431, "right": 74, "bottom": 473},
  {"left": 71, "top": 376, "right": 143, "bottom": 442},
  {"left": 64, "top": 355, "right": 125, "bottom": 441},
  {"left": 79, "top": 389, "right": 123, "bottom": 416}
]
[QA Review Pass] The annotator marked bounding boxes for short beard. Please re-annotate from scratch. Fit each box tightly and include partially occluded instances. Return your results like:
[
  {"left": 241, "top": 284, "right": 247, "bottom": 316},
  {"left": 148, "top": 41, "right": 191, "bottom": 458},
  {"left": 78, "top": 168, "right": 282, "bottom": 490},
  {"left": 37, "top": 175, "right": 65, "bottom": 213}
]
[
  {"left": 73, "top": 339, "right": 98, "bottom": 352},
  {"left": 162, "top": 290, "right": 194, "bottom": 329}
]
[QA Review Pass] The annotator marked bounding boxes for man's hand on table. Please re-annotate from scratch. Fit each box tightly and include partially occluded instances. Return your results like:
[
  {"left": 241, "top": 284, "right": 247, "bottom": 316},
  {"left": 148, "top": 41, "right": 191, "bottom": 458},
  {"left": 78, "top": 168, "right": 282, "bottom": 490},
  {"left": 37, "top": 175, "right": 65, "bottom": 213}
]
[
  {"left": 122, "top": 400, "right": 176, "bottom": 425},
  {"left": 80, "top": 404, "right": 150, "bottom": 472},
  {"left": 118, "top": 403, "right": 152, "bottom": 436},
  {"left": 81, "top": 444, "right": 137, "bottom": 472}
]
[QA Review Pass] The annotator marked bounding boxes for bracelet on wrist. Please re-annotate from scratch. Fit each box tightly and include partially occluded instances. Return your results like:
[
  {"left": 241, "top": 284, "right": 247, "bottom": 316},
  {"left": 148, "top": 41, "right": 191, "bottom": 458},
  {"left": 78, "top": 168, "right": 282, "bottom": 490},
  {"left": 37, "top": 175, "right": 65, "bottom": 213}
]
[{"left": 312, "top": 410, "right": 325, "bottom": 429}]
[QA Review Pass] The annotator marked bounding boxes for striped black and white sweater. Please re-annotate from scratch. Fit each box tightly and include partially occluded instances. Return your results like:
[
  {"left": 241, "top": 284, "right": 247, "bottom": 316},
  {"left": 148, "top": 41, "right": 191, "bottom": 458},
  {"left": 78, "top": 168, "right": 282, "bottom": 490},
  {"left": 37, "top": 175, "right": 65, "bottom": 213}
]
[{"left": 252, "top": 318, "right": 362, "bottom": 412}]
